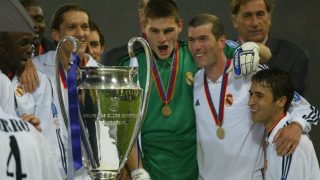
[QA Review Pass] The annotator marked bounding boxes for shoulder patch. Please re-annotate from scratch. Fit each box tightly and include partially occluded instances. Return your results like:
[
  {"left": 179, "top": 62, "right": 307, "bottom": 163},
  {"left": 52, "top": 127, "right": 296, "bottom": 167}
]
[
  {"left": 226, "top": 40, "right": 239, "bottom": 48},
  {"left": 293, "top": 91, "right": 301, "bottom": 102}
]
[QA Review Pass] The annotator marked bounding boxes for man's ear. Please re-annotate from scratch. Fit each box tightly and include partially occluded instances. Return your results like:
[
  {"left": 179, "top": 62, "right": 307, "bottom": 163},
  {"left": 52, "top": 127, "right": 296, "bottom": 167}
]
[
  {"left": 231, "top": 15, "right": 238, "bottom": 28},
  {"left": 276, "top": 96, "right": 288, "bottom": 108},
  {"left": 51, "top": 29, "right": 60, "bottom": 43},
  {"left": 177, "top": 18, "right": 183, "bottom": 33},
  {"left": 218, "top": 35, "right": 226, "bottom": 49}
]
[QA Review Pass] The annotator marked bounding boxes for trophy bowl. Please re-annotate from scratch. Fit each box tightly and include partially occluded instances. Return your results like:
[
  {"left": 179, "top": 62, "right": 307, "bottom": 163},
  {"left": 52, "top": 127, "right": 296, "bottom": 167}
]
[{"left": 78, "top": 66, "right": 142, "bottom": 179}]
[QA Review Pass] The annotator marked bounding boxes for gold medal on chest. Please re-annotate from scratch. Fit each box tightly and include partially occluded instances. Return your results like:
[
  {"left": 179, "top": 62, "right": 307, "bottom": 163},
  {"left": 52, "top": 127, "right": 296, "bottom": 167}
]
[
  {"left": 216, "top": 126, "right": 225, "bottom": 139},
  {"left": 162, "top": 105, "right": 172, "bottom": 117},
  {"left": 15, "top": 85, "right": 24, "bottom": 97}
]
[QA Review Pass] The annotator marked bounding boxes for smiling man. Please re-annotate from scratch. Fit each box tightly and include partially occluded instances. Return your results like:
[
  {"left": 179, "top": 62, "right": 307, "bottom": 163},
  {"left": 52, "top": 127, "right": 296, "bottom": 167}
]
[
  {"left": 31, "top": 4, "right": 100, "bottom": 180},
  {"left": 0, "top": 32, "right": 33, "bottom": 77},
  {"left": 249, "top": 68, "right": 320, "bottom": 180}
]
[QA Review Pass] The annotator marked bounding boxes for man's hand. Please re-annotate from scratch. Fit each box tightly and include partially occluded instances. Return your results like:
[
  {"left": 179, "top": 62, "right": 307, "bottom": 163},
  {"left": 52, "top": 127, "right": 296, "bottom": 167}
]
[
  {"left": 272, "top": 122, "right": 302, "bottom": 156},
  {"left": 231, "top": 42, "right": 260, "bottom": 77},
  {"left": 21, "top": 113, "right": 41, "bottom": 132},
  {"left": 228, "top": 42, "right": 271, "bottom": 77},
  {"left": 116, "top": 165, "right": 131, "bottom": 180},
  {"left": 18, "top": 59, "right": 39, "bottom": 93}
]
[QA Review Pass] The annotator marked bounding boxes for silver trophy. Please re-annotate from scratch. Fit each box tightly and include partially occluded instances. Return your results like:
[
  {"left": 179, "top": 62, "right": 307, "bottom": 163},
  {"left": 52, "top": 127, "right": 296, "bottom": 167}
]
[{"left": 55, "top": 36, "right": 152, "bottom": 179}]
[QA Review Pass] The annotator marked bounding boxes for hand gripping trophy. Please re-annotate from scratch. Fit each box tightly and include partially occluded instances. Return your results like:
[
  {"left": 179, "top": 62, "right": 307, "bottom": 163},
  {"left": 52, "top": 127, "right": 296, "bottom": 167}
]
[{"left": 55, "top": 36, "right": 152, "bottom": 179}]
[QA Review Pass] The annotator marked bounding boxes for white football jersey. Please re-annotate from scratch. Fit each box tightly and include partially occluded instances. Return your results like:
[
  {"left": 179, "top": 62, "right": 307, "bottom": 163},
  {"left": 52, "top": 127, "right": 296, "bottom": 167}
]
[
  {"left": 265, "top": 113, "right": 320, "bottom": 180},
  {"left": 0, "top": 72, "right": 15, "bottom": 116},
  {"left": 11, "top": 71, "right": 69, "bottom": 178},
  {"left": 0, "top": 108, "right": 61, "bottom": 180},
  {"left": 33, "top": 50, "right": 118, "bottom": 179}
]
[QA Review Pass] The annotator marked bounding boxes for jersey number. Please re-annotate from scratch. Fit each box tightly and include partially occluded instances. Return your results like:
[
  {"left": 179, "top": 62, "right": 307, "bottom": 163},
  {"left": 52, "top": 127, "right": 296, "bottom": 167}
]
[{"left": 6, "top": 135, "right": 27, "bottom": 180}]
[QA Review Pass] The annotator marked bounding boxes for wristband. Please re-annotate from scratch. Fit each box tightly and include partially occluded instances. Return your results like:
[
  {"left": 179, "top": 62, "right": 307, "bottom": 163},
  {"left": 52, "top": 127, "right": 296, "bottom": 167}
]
[{"left": 131, "top": 168, "right": 150, "bottom": 180}]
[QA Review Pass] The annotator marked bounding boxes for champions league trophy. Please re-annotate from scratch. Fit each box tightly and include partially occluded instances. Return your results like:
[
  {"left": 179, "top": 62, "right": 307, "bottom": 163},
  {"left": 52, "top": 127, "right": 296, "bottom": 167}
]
[{"left": 55, "top": 36, "right": 152, "bottom": 179}]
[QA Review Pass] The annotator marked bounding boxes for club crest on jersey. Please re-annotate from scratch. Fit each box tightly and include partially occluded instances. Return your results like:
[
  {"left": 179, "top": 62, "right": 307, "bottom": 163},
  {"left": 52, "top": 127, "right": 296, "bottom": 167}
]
[
  {"left": 15, "top": 85, "right": 24, "bottom": 97},
  {"left": 186, "top": 72, "right": 194, "bottom": 85},
  {"left": 225, "top": 93, "right": 233, "bottom": 107}
]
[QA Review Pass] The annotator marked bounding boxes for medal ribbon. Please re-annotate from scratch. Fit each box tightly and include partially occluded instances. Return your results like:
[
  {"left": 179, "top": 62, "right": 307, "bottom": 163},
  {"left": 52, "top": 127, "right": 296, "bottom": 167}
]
[
  {"left": 152, "top": 42, "right": 179, "bottom": 105},
  {"left": 59, "top": 63, "right": 67, "bottom": 89},
  {"left": 67, "top": 53, "right": 82, "bottom": 170},
  {"left": 60, "top": 56, "right": 87, "bottom": 89},
  {"left": 39, "top": 44, "right": 44, "bottom": 55},
  {"left": 203, "top": 59, "right": 231, "bottom": 127}
]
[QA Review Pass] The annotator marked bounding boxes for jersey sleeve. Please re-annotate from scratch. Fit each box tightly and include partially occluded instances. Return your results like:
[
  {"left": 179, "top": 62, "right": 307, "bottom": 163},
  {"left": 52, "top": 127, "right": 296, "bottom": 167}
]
[{"left": 288, "top": 92, "right": 320, "bottom": 133}]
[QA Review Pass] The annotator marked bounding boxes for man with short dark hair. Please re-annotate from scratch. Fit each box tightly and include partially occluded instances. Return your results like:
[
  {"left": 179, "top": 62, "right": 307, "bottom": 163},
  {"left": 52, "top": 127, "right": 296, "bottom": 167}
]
[
  {"left": 249, "top": 68, "right": 320, "bottom": 179},
  {"left": 86, "top": 20, "right": 105, "bottom": 63}
]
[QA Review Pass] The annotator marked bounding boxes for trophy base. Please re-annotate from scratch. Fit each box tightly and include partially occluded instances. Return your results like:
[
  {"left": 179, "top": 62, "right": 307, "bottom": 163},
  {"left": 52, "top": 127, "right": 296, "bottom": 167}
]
[{"left": 89, "top": 169, "right": 118, "bottom": 180}]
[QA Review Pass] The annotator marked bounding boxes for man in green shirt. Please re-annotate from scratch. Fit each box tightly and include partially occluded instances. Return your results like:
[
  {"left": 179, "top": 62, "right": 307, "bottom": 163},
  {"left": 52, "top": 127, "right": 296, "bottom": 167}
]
[{"left": 116, "top": 0, "right": 236, "bottom": 179}]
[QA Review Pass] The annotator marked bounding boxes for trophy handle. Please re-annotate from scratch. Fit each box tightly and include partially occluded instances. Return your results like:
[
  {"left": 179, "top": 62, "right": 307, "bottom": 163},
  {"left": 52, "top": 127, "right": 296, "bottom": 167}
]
[
  {"left": 55, "top": 36, "right": 79, "bottom": 128},
  {"left": 54, "top": 36, "right": 96, "bottom": 169},
  {"left": 128, "top": 37, "right": 152, "bottom": 131},
  {"left": 119, "top": 37, "right": 152, "bottom": 169}
]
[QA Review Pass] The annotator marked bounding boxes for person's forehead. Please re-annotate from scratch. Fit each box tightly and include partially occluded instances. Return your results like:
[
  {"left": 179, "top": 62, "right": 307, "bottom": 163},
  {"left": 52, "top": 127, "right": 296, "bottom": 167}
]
[
  {"left": 239, "top": 0, "right": 267, "bottom": 12},
  {"left": 146, "top": 17, "right": 178, "bottom": 27},
  {"left": 61, "top": 10, "right": 89, "bottom": 23},
  {"left": 5, "top": 32, "right": 34, "bottom": 44},
  {"left": 26, "top": 5, "right": 43, "bottom": 15},
  {"left": 188, "top": 24, "right": 212, "bottom": 34},
  {"left": 89, "top": 31, "right": 100, "bottom": 39}
]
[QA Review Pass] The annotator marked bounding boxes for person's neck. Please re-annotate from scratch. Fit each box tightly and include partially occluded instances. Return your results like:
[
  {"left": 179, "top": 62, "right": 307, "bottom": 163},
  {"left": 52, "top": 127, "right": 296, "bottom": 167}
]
[
  {"left": 238, "top": 35, "right": 269, "bottom": 44},
  {"left": 204, "top": 54, "right": 227, "bottom": 83},
  {"left": 265, "top": 110, "right": 286, "bottom": 134}
]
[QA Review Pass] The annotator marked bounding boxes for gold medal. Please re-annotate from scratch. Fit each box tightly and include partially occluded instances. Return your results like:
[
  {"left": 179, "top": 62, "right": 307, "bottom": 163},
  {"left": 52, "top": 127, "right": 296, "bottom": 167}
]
[
  {"left": 15, "top": 85, "right": 24, "bottom": 97},
  {"left": 216, "top": 126, "right": 225, "bottom": 139},
  {"left": 186, "top": 72, "right": 194, "bottom": 85},
  {"left": 162, "top": 105, "right": 172, "bottom": 117}
]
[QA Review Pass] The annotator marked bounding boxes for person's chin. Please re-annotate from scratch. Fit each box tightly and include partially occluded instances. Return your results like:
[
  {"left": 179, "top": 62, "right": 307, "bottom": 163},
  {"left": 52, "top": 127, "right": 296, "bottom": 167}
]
[{"left": 155, "top": 51, "right": 170, "bottom": 60}]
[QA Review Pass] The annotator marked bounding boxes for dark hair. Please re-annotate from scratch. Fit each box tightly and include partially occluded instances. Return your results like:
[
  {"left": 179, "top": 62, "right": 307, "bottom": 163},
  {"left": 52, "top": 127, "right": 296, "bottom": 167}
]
[
  {"left": 138, "top": 0, "right": 148, "bottom": 13},
  {"left": 51, "top": 3, "right": 90, "bottom": 31},
  {"left": 230, "top": 0, "right": 274, "bottom": 15},
  {"left": 20, "top": 0, "right": 40, "bottom": 8},
  {"left": 251, "top": 68, "right": 294, "bottom": 112},
  {"left": 144, "top": 0, "right": 180, "bottom": 24},
  {"left": 188, "top": 14, "right": 225, "bottom": 40},
  {"left": 89, "top": 19, "right": 105, "bottom": 47}
]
